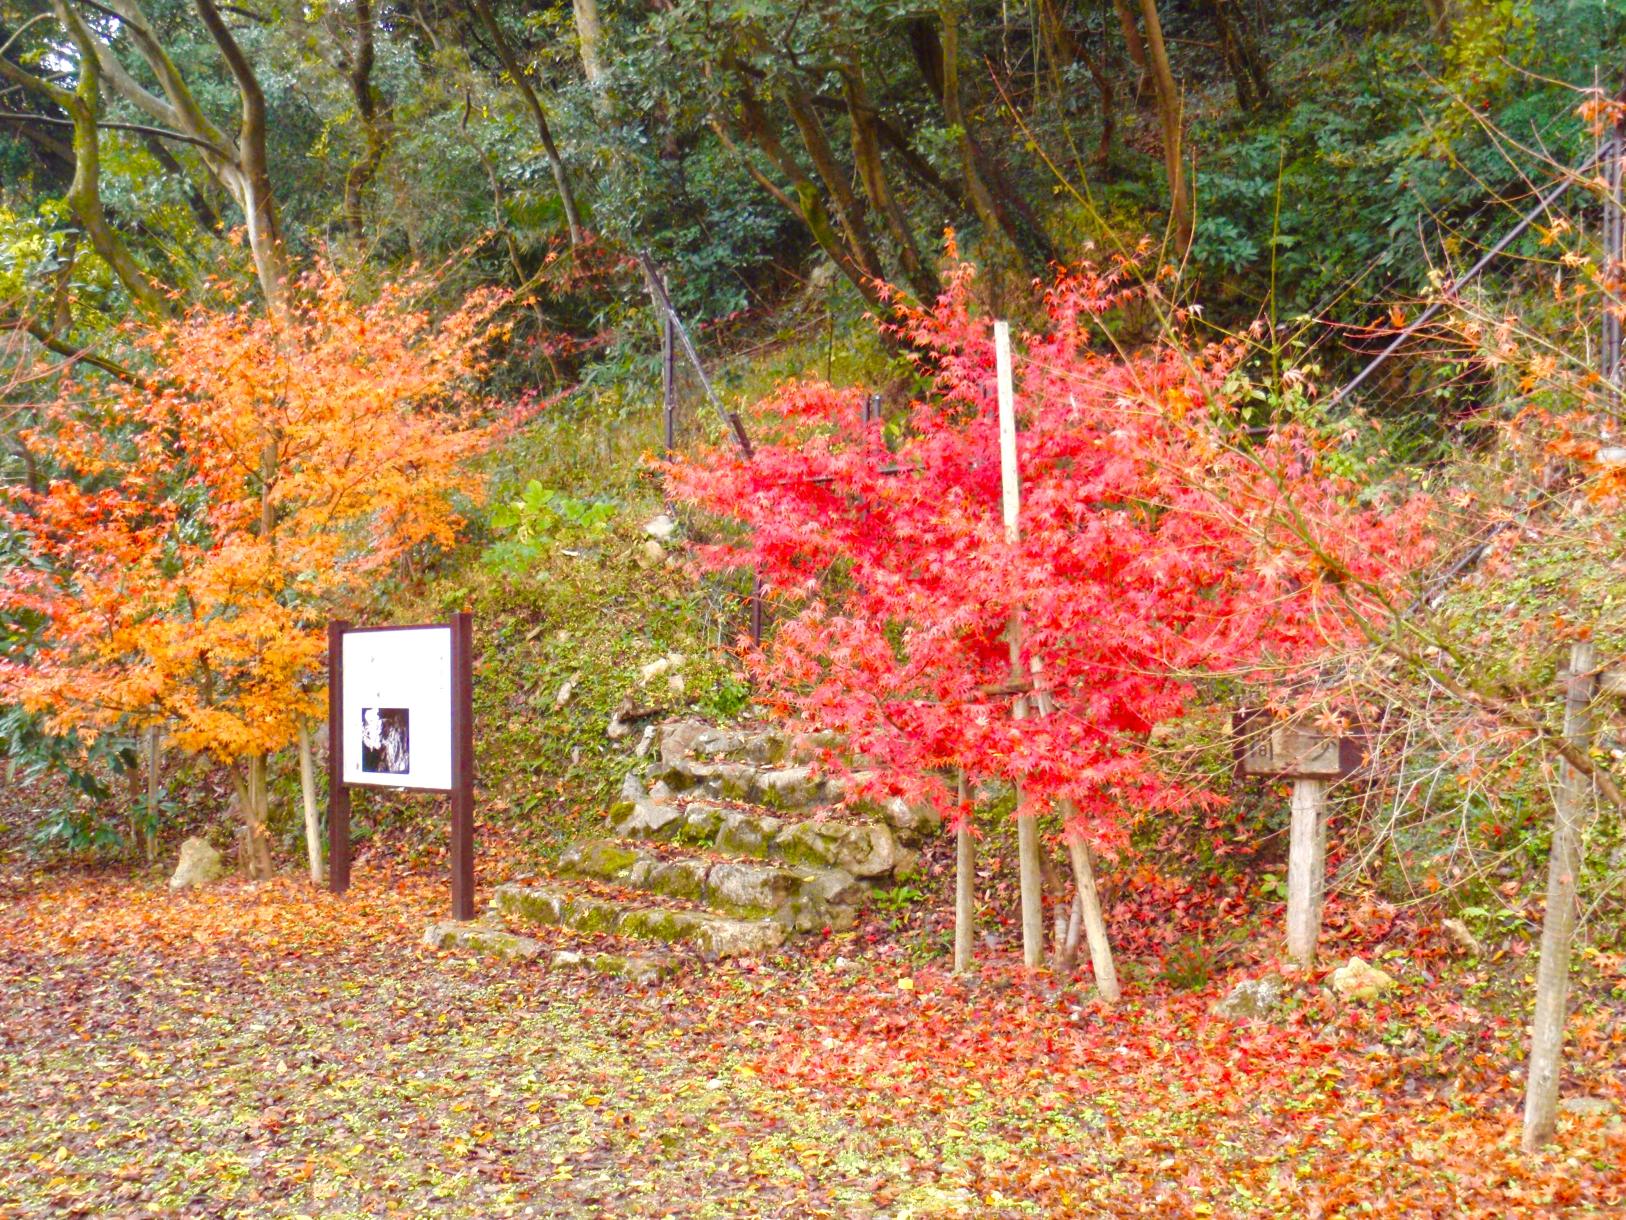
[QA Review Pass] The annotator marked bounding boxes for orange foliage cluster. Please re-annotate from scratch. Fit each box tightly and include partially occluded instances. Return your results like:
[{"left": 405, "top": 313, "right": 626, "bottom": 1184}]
[{"left": 0, "top": 264, "right": 509, "bottom": 763}]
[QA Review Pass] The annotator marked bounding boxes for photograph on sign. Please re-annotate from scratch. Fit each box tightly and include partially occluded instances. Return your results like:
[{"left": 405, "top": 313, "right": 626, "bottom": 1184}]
[
  {"left": 342, "top": 628, "right": 453, "bottom": 790},
  {"left": 361, "top": 707, "right": 410, "bottom": 775}
]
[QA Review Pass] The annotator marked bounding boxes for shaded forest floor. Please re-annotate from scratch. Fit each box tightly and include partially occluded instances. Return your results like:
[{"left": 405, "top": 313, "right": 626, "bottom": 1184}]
[{"left": 2, "top": 849, "right": 1624, "bottom": 1219}]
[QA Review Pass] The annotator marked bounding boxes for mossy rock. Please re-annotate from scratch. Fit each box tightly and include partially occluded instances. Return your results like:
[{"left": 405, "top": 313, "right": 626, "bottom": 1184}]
[
  {"left": 716, "top": 810, "right": 781, "bottom": 857},
  {"left": 422, "top": 921, "right": 546, "bottom": 961},
  {"left": 492, "top": 884, "right": 568, "bottom": 927},
  {"left": 569, "top": 896, "right": 625, "bottom": 934},
  {"left": 561, "top": 838, "right": 645, "bottom": 881}
]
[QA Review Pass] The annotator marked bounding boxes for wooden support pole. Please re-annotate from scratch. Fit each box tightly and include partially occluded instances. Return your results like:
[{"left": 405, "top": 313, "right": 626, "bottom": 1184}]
[
  {"left": 995, "top": 319, "right": 1045, "bottom": 969},
  {"left": 145, "top": 725, "right": 161, "bottom": 865},
  {"left": 298, "top": 724, "right": 325, "bottom": 886},
  {"left": 1522, "top": 640, "right": 1597, "bottom": 1151},
  {"left": 661, "top": 310, "right": 677, "bottom": 456},
  {"left": 953, "top": 770, "right": 975, "bottom": 974},
  {"left": 327, "top": 620, "right": 352, "bottom": 896},
  {"left": 1068, "top": 837, "right": 1121, "bottom": 1003},
  {"left": 1603, "top": 128, "right": 1624, "bottom": 413},
  {"left": 1285, "top": 776, "right": 1329, "bottom": 969},
  {"left": 450, "top": 610, "right": 477, "bottom": 921}
]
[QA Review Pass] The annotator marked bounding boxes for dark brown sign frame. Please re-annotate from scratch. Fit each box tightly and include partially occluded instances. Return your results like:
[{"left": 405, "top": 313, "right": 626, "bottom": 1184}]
[
  {"left": 327, "top": 613, "right": 476, "bottom": 919},
  {"left": 1231, "top": 708, "right": 1366, "bottom": 782}
]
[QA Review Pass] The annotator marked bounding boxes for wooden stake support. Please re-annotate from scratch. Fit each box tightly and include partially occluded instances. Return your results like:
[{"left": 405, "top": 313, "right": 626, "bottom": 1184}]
[{"left": 1522, "top": 640, "right": 1597, "bottom": 1151}]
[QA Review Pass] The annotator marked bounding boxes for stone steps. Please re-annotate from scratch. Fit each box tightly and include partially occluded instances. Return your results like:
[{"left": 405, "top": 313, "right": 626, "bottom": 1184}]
[
  {"left": 423, "top": 918, "right": 676, "bottom": 984},
  {"left": 492, "top": 880, "right": 788, "bottom": 958},
  {"left": 559, "top": 837, "right": 864, "bottom": 931},
  {"left": 426, "top": 717, "right": 945, "bottom": 975},
  {"left": 610, "top": 796, "right": 925, "bottom": 879}
]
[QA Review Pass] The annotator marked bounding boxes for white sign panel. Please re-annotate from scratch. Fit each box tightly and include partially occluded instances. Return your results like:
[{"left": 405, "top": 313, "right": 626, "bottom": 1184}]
[{"left": 342, "top": 627, "right": 454, "bottom": 790}]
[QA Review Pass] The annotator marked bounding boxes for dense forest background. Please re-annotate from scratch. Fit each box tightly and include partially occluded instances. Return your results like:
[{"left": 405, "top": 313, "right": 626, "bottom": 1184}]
[{"left": 3, "top": 0, "right": 1613, "bottom": 368}]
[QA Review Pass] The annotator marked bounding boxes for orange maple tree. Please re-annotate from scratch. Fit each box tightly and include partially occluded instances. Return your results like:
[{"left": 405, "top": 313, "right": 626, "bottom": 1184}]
[{"left": 0, "top": 264, "right": 509, "bottom": 875}]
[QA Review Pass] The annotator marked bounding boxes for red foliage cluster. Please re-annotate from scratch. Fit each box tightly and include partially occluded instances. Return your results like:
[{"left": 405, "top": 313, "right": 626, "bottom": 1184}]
[{"left": 667, "top": 255, "right": 1435, "bottom": 851}]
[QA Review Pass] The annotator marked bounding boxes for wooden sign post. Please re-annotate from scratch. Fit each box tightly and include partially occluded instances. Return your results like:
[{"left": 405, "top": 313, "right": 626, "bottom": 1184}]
[
  {"left": 1234, "top": 710, "right": 1364, "bottom": 969},
  {"left": 328, "top": 612, "right": 476, "bottom": 920}
]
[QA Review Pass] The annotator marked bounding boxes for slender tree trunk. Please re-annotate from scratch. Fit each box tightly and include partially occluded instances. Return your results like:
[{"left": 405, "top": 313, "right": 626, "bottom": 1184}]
[
  {"left": 937, "top": 7, "right": 1006, "bottom": 247},
  {"left": 1135, "top": 0, "right": 1190, "bottom": 248},
  {"left": 342, "top": 0, "right": 390, "bottom": 240},
  {"left": 1522, "top": 641, "right": 1597, "bottom": 1151},
  {"left": 954, "top": 770, "right": 975, "bottom": 973},
  {"left": 841, "top": 53, "right": 938, "bottom": 301},
  {"left": 1112, "top": 0, "right": 1150, "bottom": 91},
  {"left": 0, "top": 11, "right": 167, "bottom": 314},
  {"left": 1285, "top": 777, "right": 1329, "bottom": 970},
  {"left": 725, "top": 83, "right": 888, "bottom": 311},
  {"left": 572, "top": 0, "right": 610, "bottom": 120},
  {"left": 782, "top": 85, "right": 887, "bottom": 285},
  {"left": 467, "top": 0, "right": 584, "bottom": 247},
  {"left": 231, "top": 755, "right": 275, "bottom": 880},
  {"left": 194, "top": 0, "right": 289, "bottom": 308},
  {"left": 1038, "top": 0, "right": 1114, "bottom": 165},
  {"left": 1206, "top": 0, "right": 1270, "bottom": 111},
  {"left": 299, "top": 724, "right": 325, "bottom": 885},
  {"left": 1068, "top": 837, "right": 1120, "bottom": 1002}
]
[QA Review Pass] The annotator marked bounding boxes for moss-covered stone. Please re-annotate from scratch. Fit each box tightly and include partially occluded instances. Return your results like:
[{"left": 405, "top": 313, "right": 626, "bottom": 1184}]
[
  {"left": 643, "top": 858, "right": 708, "bottom": 902},
  {"left": 715, "top": 810, "right": 781, "bottom": 857},
  {"left": 492, "top": 884, "right": 568, "bottom": 927},
  {"left": 568, "top": 896, "right": 625, "bottom": 934},
  {"left": 422, "top": 921, "right": 546, "bottom": 961},
  {"left": 560, "top": 838, "right": 644, "bottom": 881}
]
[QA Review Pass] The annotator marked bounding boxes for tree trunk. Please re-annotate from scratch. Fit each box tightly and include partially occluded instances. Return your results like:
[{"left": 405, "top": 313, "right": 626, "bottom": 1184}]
[
  {"left": 342, "top": 0, "right": 390, "bottom": 240},
  {"left": 725, "top": 82, "right": 888, "bottom": 311},
  {"left": 1522, "top": 641, "right": 1597, "bottom": 1152},
  {"left": 1038, "top": 0, "right": 1114, "bottom": 165},
  {"left": 1206, "top": 0, "right": 1270, "bottom": 111},
  {"left": 840, "top": 54, "right": 938, "bottom": 301},
  {"left": 194, "top": 0, "right": 289, "bottom": 308},
  {"left": 231, "top": 754, "right": 275, "bottom": 880},
  {"left": 1112, "top": 0, "right": 1150, "bottom": 91},
  {"left": 299, "top": 724, "right": 325, "bottom": 885},
  {"left": 1136, "top": 0, "right": 1191, "bottom": 248},
  {"left": 467, "top": 0, "right": 584, "bottom": 247},
  {"left": 572, "top": 0, "right": 610, "bottom": 120},
  {"left": 0, "top": 8, "right": 168, "bottom": 315},
  {"left": 781, "top": 85, "right": 887, "bottom": 285},
  {"left": 1285, "top": 777, "right": 1329, "bottom": 970},
  {"left": 1068, "top": 837, "right": 1120, "bottom": 1002},
  {"left": 954, "top": 770, "right": 975, "bottom": 974},
  {"left": 912, "top": 13, "right": 1056, "bottom": 270},
  {"left": 936, "top": 8, "right": 1006, "bottom": 246}
]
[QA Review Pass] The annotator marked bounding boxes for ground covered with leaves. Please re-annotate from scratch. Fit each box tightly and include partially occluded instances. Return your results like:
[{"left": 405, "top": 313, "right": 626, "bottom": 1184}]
[{"left": 2, "top": 859, "right": 1623, "bottom": 1218}]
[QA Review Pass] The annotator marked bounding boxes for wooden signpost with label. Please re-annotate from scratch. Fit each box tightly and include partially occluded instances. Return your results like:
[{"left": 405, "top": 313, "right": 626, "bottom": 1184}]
[
  {"left": 1234, "top": 710, "right": 1364, "bottom": 969},
  {"left": 328, "top": 613, "right": 476, "bottom": 920}
]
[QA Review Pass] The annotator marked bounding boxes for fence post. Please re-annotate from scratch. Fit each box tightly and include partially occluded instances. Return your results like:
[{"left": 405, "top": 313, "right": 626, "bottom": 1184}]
[
  {"left": 1522, "top": 640, "right": 1597, "bottom": 1151},
  {"left": 1603, "top": 120, "right": 1624, "bottom": 413},
  {"left": 662, "top": 309, "right": 677, "bottom": 456}
]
